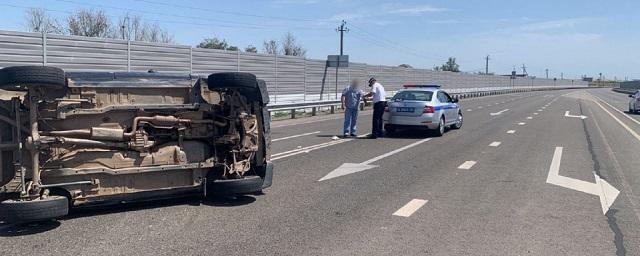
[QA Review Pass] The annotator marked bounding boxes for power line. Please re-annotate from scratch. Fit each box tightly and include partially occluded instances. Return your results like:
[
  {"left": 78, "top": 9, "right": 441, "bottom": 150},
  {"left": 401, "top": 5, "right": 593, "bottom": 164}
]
[
  {"left": 52, "top": 0, "right": 326, "bottom": 31},
  {"left": 349, "top": 28, "right": 443, "bottom": 63},
  {"left": 133, "top": 0, "right": 319, "bottom": 22}
]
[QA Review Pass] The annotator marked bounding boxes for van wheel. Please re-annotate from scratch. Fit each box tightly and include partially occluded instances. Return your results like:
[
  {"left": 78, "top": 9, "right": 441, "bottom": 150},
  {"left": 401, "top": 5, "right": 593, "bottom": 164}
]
[
  {"left": 0, "top": 66, "right": 66, "bottom": 91},
  {"left": 0, "top": 196, "right": 69, "bottom": 223},
  {"left": 207, "top": 72, "right": 258, "bottom": 90}
]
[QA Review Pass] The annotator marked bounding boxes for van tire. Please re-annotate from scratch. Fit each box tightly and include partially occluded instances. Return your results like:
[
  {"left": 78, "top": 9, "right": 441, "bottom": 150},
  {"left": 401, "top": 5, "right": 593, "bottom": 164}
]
[
  {"left": 0, "top": 66, "right": 66, "bottom": 90},
  {"left": 207, "top": 72, "right": 258, "bottom": 90},
  {"left": 0, "top": 196, "right": 69, "bottom": 223}
]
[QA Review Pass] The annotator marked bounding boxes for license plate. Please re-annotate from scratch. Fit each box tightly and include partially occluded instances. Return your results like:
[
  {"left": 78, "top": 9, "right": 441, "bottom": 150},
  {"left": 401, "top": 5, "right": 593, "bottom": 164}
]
[{"left": 396, "top": 107, "right": 414, "bottom": 112}]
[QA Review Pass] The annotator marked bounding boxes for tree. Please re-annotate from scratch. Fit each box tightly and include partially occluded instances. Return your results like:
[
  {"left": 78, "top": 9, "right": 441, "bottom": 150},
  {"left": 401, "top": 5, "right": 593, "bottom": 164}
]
[
  {"left": 399, "top": 64, "right": 413, "bottom": 68},
  {"left": 440, "top": 57, "right": 460, "bottom": 72},
  {"left": 244, "top": 45, "right": 257, "bottom": 53},
  {"left": 112, "top": 14, "right": 173, "bottom": 43},
  {"left": 25, "top": 8, "right": 63, "bottom": 34},
  {"left": 281, "top": 32, "right": 306, "bottom": 57},
  {"left": 67, "top": 9, "right": 111, "bottom": 37},
  {"left": 263, "top": 39, "right": 278, "bottom": 54},
  {"left": 197, "top": 37, "right": 237, "bottom": 51}
]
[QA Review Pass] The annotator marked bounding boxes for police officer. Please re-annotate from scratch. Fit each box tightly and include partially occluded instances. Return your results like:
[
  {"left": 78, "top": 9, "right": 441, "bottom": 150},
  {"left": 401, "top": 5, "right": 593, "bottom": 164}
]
[
  {"left": 341, "top": 79, "right": 364, "bottom": 137},
  {"left": 364, "top": 77, "right": 386, "bottom": 139}
]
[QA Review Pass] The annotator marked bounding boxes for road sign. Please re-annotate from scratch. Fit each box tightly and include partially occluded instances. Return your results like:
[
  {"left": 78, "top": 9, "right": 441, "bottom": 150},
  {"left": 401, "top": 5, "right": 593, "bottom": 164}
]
[{"left": 327, "top": 55, "right": 349, "bottom": 67}]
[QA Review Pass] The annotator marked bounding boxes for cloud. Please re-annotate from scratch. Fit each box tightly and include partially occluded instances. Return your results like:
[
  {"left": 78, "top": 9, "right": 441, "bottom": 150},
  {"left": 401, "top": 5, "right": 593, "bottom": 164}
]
[
  {"left": 384, "top": 4, "right": 448, "bottom": 15},
  {"left": 519, "top": 18, "right": 591, "bottom": 31}
]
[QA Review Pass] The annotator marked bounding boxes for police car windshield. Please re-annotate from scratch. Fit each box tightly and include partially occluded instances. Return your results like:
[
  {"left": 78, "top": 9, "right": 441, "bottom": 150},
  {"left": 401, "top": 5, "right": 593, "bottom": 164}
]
[{"left": 392, "top": 90, "right": 433, "bottom": 102}]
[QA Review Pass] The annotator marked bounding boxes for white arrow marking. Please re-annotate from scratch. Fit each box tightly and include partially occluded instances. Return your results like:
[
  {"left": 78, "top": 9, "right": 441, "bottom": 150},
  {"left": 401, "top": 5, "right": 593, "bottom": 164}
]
[
  {"left": 564, "top": 111, "right": 588, "bottom": 119},
  {"left": 546, "top": 147, "right": 620, "bottom": 215},
  {"left": 318, "top": 138, "right": 432, "bottom": 181},
  {"left": 490, "top": 109, "right": 510, "bottom": 116}
]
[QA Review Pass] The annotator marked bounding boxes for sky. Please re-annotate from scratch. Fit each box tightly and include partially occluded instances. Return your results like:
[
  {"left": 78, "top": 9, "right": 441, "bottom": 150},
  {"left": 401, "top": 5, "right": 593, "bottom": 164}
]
[{"left": 0, "top": 0, "right": 638, "bottom": 80}]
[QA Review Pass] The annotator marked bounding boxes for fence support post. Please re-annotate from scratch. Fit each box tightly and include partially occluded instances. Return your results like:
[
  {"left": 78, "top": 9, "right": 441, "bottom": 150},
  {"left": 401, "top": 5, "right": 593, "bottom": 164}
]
[
  {"left": 127, "top": 40, "right": 131, "bottom": 72},
  {"left": 274, "top": 54, "right": 278, "bottom": 104},
  {"left": 41, "top": 32, "right": 47, "bottom": 66},
  {"left": 189, "top": 48, "right": 193, "bottom": 74}
]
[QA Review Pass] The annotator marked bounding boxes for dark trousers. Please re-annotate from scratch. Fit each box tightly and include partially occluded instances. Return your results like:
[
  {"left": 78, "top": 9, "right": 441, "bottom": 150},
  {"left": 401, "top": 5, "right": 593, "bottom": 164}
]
[{"left": 372, "top": 101, "right": 386, "bottom": 137}]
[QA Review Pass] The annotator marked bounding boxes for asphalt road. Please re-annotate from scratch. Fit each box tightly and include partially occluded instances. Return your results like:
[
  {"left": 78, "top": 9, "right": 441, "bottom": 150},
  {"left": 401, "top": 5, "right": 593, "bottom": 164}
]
[{"left": 2, "top": 88, "right": 640, "bottom": 256}]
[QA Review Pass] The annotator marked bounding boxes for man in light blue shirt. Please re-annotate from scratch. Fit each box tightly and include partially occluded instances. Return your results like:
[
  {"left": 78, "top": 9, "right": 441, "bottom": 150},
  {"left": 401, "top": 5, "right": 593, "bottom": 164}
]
[{"left": 341, "top": 79, "right": 364, "bottom": 137}]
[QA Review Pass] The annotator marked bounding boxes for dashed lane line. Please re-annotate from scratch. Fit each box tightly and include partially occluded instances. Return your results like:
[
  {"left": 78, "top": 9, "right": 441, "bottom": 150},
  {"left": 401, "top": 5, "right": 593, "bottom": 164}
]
[
  {"left": 489, "top": 141, "right": 501, "bottom": 147},
  {"left": 458, "top": 161, "right": 477, "bottom": 170},
  {"left": 272, "top": 131, "right": 321, "bottom": 142},
  {"left": 393, "top": 199, "right": 428, "bottom": 217}
]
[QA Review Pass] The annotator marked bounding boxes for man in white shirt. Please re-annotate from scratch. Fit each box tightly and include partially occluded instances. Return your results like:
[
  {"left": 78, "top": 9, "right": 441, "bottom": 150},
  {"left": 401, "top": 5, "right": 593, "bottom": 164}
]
[{"left": 364, "top": 77, "right": 386, "bottom": 139}]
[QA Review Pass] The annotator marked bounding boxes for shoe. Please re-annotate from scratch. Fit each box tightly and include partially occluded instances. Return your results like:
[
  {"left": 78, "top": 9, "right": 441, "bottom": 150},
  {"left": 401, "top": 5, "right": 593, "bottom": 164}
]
[
  {"left": 343, "top": 133, "right": 350, "bottom": 138},
  {"left": 350, "top": 134, "right": 357, "bottom": 137},
  {"left": 367, "top": 135, "right": 378, "bottom": 139}
]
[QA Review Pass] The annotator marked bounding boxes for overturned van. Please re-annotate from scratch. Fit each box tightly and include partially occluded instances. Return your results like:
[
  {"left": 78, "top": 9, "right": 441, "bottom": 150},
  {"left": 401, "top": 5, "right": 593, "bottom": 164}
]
[{"left": 0, "top": 66, "right": 273, "bottom": 223}]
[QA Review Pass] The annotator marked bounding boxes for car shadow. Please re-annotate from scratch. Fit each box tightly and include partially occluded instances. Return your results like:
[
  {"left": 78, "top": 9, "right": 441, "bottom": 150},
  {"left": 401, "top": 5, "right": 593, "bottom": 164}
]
[
  {"left": 386, "top": 129, "right": 438, "bottom": 139},
  {"left": 0, "top": 194, "right": 259, "bottom": 236}
]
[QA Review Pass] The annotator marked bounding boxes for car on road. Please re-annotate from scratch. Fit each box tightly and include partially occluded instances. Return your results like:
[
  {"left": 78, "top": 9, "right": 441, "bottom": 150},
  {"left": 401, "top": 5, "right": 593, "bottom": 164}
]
[
  {"left": 628, "top": 90, "right": 640, "bottom": 113},
  {"left": 383, "top": 85, "right": 462, "bottom": 136},
  {"left": 0, "top": 66, "right": 273, "bottom": 223}
]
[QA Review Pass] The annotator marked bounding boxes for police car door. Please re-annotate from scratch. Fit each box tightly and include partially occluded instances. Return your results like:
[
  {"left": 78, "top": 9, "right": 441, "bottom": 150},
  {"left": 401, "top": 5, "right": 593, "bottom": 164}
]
[{"left": 437, "top": 91, "right": 454, "bottom": 123}]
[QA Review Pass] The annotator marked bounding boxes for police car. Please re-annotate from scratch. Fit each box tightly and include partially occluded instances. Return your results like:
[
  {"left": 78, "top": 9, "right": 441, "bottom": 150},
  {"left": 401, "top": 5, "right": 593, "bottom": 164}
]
[{"left": 383, "top": 85, "right": 462, "bottom": 136}]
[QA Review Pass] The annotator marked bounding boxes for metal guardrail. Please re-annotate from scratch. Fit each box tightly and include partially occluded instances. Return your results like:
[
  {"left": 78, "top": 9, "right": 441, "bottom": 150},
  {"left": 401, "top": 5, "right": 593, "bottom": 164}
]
[
  {"left": 267, "top": 86, "right": 591, "bottom": 119},
  {"left": 612, "top": 87, "right": 636, "bottom": 95}
]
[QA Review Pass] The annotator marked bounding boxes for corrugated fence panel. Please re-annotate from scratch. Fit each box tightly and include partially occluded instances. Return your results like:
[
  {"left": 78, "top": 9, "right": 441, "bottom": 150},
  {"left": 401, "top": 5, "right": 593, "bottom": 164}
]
[
  {"left": 0, "top": 30, "right": 43, "bottom": 68},
  {"left": 130, "top": 41, "right": 190, "bottom": 73},
  {"left": 47, "top": 34, "right": 127, "bottom": 71},
  {"left": 0, "top": 29, "right": 589, "bottom": 101}
]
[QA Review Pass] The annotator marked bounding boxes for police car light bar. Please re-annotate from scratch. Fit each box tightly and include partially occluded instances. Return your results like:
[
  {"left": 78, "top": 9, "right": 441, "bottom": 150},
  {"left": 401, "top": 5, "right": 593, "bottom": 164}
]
[{"left": 403, "top": 84, "right": 440, "bottom": 88}]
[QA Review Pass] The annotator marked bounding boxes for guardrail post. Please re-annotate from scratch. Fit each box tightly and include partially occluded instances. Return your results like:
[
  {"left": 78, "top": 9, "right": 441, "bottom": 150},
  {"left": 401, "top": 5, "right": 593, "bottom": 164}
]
[
  {"left": 290, "top": 109, "right": 296, "bottom": 119},
  {"left": 311, "top": 107, "right": 316, "bottom": 116},
  {"left": 330, "top": 105, "right": 335, "bottom": 114}
]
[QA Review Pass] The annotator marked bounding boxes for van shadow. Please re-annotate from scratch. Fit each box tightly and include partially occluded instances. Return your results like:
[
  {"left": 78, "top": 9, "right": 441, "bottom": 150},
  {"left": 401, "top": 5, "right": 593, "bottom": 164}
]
[{"left": 0, "top": 194, "right": 257, "bottom": 236}]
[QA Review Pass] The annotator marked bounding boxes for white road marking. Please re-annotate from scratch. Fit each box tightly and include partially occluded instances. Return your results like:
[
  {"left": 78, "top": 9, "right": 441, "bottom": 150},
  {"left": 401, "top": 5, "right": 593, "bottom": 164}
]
[
  {"left": 564, "top": 111, "right": 588, "bottom": 119},
  {"left": 533, "top": 113, "right": 539, "bottom": 115},
  {"left": 272, "top": 131, "right": 321, "bottom": 142},
  {"left": 458, "top": 161, "right": 477, "bottom": 170},
  {"left": 467, "top": 109, "right": 473, "bottom": 112},
  {"left": 546, "top": 147, "right": 620, "bottom": 215},
  {"left": 589, "top": 95, "right": 640, "bottom": 142},
  {"left": 527, "top": 116, "right": 533, "bottom": 119},
  {"left": 272, "top": 139, "right": 352, "bottom": 160},
  {"left": 518, "top": 122, "right": 526, "bottom": 125},
  {"left": 478, "top": 106, "right": 483, "bottom": 109},
  {"left": 537, "top": 109, "right": 543, "bottom": 112},
  {"left": 592, "top": 94, "right": 640, "bottom": 126},
  {"left": 356, "top": 133, "right": 372, "bottom": 138},
  {"left": 490, "top": 109, "right": 510, "bottom": 116},
  {"left": 507, "top": 130, "right": 516, "bottom": 134},
  {"left": 393, "top": 199, "right": 428, "bottom": 217},
  {"left": 319, "top": 138, "right": 432, "bottom": 181},
  {"left": 489, "top": 141, "right": 501, "bottom": 147}
]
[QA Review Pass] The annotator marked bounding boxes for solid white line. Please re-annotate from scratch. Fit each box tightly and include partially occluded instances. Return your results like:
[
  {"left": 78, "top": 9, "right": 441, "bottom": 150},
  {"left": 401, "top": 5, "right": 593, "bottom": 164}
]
[
  {"left": 507, "top": 130, "right": 516, "bottom": 134},
  {"left": 361, "top": 138, "right": 432, "bottom": 165},
  {"left": 590, "top": 96, "right": 640, "bottom": 142},
  {"left": 272, "top": 139, "right": 352, "bottom": 160},
  {"left": 592, "top": 94, "right": 640, "bottom": 126},
  {"left": 393, "top": 199, "right": 428, "bottom": 217},
  {"left": 489, "top": 141, "right": 501, "bottom": 147},
  {"left": 272, "top": 131, "right": 321, "bottom": 142},
  {"left": 458, "top": 161, "right": 477, "bottom": 170}
]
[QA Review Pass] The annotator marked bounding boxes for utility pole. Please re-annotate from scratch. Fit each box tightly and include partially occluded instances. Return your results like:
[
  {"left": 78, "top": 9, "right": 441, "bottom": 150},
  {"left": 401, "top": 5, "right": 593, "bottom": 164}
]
[
  {"left": 545, "top": 69, "right": 549, "bottom": 79},
  {"left": 335, "top": 20, "right": 348, "bottom": 100},
  {"left": 521, "top": 64, "right": 527, "bottom": 76},
  {"left": 561, "top": 72, "right": 563, "bottom": 80},
  {"left": 484, "top": 55, "right": 490, "bottom": 74},
  {"left": 337, "top": 20, "right": 348, "bottom": 56}
]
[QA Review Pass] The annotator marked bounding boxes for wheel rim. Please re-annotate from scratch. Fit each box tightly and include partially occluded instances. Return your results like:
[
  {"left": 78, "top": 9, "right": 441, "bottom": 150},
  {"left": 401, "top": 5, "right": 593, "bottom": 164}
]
[
  {"left": 457, "top": 113, "right": 463, "bottom": 127},
  {"left": 439, "top": 118, "right": 445, "bottom": 134}
]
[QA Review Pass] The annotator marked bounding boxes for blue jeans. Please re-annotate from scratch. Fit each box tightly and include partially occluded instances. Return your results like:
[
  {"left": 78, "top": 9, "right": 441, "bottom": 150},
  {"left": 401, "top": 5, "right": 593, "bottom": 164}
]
[{"left": 343, "top": 108, "right": 359, "bottom": 135}]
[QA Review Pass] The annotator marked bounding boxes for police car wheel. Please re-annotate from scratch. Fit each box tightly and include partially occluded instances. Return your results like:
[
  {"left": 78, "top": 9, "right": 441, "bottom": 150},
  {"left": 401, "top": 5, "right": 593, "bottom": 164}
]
[
  {"left": 434, "top": 117, "right": 445, "bottom": 137},
  {"left": 452, "top": 112, "right": 463, "bottom": 129}
]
